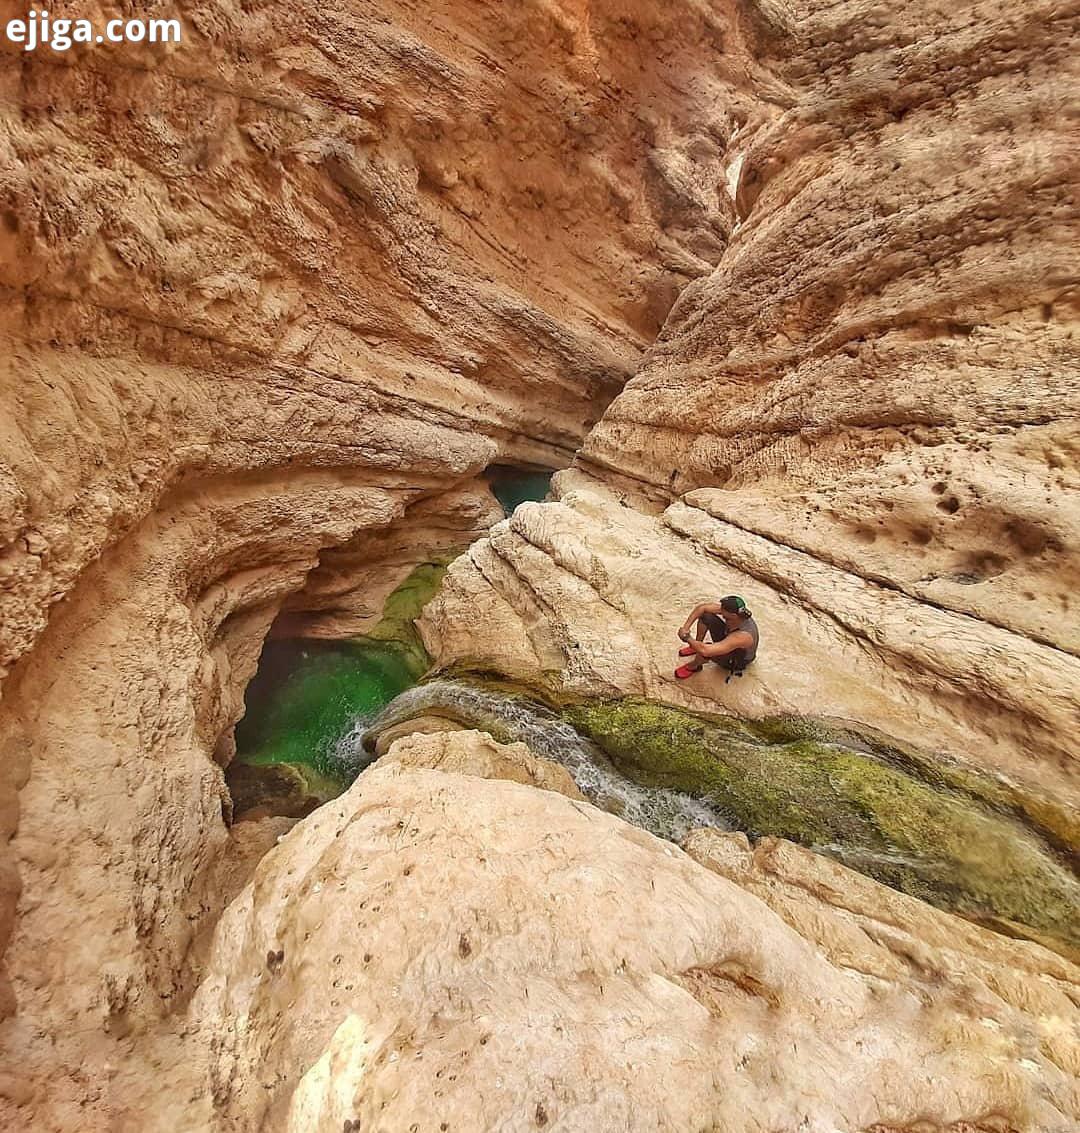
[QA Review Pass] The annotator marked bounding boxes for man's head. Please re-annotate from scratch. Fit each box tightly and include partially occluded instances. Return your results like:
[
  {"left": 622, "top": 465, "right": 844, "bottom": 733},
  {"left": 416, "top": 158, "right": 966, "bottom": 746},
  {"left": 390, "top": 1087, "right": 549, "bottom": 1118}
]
[{"left": 719, "top": 595, "right": 751, "bottom": 627}]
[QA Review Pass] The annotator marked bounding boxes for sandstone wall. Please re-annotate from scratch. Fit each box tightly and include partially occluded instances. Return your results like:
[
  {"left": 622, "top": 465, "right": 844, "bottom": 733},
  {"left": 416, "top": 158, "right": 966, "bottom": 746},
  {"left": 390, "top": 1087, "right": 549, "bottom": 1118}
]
[
  {"left": 0, "top": 1, "right": 750, "bottom": 1121},
  {"left": 1, "top": 0, "right": 752, "bottom": 687},
  {"left": 422, "top": 476, "right": 1080, "bottom": 804},
  {"left": 1, "top": 0, "right": 1078, "bottom": 1128},
  {"left": 423, "top": 0, "right": 1080, "bottom": 802},
  {"left": 583, "top": 0, "right": 1080, "bottom": 650}
]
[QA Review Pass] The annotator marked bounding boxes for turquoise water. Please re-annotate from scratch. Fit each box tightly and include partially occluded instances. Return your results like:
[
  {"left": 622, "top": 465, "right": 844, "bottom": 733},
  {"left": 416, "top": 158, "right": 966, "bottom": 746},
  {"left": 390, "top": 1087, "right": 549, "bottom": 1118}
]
[
  {"left": 231, "top": 559, "right": 455, "bottom": 794},
  {"left": 233, "top": 639, "right": 416, "bottom": 782},
  {"left": 487, "top": 467, "right": 553, "bottom": 514}
]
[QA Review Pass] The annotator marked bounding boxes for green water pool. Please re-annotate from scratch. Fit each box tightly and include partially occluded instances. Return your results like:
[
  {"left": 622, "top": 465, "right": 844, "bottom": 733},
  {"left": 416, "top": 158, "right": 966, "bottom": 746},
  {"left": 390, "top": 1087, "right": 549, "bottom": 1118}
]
[
  {"left": 226, "top": 464, "right": 558, "bottom": 817},
  {"left": 488, "top": 467, "right": 554, "bottom": 515},
  {"left": 228, "top": 558, "right": 457, "bottom": 812},
  {"left": 233, "top": 638, "right": 416, "bottom": 781}
]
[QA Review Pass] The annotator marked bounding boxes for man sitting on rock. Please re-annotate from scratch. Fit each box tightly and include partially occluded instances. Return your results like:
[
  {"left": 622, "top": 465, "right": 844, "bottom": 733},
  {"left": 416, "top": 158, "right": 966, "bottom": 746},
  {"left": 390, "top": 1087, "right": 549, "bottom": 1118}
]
[{"left": 674, "top": 595, "right": 759, "bottom": 682}]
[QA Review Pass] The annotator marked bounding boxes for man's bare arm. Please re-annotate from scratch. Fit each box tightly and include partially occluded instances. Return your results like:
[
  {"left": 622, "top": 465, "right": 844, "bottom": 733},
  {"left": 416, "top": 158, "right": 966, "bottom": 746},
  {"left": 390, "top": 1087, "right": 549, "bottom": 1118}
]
[{"left": 679, "top": 602, "right": 724, "bottom": 636}]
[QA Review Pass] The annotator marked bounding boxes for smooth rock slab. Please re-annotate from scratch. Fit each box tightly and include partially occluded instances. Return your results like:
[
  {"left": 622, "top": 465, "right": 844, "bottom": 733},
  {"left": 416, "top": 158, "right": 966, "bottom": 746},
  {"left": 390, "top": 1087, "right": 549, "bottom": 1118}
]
[{"left": 189, "top": 760, "right": 1079, "bottom": 1132}]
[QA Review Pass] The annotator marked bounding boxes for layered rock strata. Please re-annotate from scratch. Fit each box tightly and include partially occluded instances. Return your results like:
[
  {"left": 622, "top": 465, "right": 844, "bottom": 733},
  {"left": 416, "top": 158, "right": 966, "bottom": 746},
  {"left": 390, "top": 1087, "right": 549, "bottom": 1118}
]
[
  {"left": 0, "top": 0, "right": 743, "bottom": 1118},
  {"left": 423, "top": 0, "right": 1080, "bottom": 802},
  {"left": 183, "top": 747, "right": 1080, "bottom": 1132},
  {"left": 582, "top": 0, "right": 1080, "bottom": 652},
  {"left": 421, "top": 476, "right": 1080, "bottom": 805},
  {"left": 0, "top": 0, "right": 1077, "bottom": 1128}
]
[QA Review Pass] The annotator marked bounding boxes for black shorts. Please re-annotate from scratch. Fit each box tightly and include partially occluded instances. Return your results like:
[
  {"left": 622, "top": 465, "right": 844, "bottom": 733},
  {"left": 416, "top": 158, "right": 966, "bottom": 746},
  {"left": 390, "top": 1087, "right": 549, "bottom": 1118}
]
[
  {"left": 700, "top": 612, "right": 727, "bottom": 640},
  {"left": 700, "top": 613, "right": 752, "bottom": 674}
]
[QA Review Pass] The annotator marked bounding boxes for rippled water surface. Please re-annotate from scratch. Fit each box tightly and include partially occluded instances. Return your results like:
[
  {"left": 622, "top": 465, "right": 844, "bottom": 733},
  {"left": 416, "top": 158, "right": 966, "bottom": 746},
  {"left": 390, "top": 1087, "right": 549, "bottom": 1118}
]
[{"left": 234, "top": 639, "right": 416, "bottom": 780}]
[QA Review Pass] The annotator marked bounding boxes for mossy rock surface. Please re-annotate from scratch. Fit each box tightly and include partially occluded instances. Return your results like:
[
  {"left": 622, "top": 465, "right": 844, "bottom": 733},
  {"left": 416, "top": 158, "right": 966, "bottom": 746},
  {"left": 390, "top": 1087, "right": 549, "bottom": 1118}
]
[
  {"left": 358, "top": 557, "right": 458, "bottom": 678},
  {"left": 226, "top": 760, "right": 342, "bottom": 821},
  {"left": 565, "top": 697, "right": 1080, "bottom": 957}
]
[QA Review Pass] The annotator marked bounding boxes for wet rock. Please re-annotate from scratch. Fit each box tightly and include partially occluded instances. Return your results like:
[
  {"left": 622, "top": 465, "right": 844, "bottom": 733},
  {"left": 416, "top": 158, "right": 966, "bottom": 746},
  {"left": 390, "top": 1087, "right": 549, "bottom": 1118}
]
[
  {"left": 373, "top": 729, "right": 585, "bottom": 800},
  {"left": 226, "top": 762, "right": 334, "bottom": 823}
]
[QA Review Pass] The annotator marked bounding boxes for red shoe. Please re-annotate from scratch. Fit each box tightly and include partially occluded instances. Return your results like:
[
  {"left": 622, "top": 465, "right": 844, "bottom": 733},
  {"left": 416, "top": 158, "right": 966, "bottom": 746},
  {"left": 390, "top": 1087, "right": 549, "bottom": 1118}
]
[
  {"left": 674, "top": 664, "right": 700, "bottom": 679},
  {"left": 678, "top": 645, "right": 696, "bottom": 657}
]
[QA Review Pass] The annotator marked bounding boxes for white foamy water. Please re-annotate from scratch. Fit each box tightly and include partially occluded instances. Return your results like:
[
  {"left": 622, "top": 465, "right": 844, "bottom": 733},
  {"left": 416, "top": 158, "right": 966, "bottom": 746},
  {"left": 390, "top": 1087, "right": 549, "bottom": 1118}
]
[{"left": 340, "top": 679, "right": 729, "bottom": 844}]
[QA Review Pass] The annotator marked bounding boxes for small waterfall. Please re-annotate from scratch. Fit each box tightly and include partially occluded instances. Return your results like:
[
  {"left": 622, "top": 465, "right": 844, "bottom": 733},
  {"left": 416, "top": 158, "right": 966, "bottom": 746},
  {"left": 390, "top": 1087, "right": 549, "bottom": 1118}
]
[
  {"left": 343, "top": 679, "right": 729, "bottom": 843},
  {"left": 330, "top": 678, "right": 1080, "bottom": 958}
]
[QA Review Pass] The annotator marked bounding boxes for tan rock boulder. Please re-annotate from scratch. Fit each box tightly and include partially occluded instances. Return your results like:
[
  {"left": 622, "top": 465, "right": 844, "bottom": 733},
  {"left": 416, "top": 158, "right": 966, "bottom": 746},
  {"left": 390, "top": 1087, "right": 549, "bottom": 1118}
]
[
  {"left": 373, "top": 727, "right": 585, "bottom": 800},
  {"left": 370, "top": 714, "right": 467, "bottom": 756},
  {"left": 683, "top": 828, "right": 1080, "bottom": 1102},
  {"left": 421, "top": 476, "right": 1080, "bottom": 806},
  {"left": 186, "top": 764, "right": 1079, "bottom": 1132}
]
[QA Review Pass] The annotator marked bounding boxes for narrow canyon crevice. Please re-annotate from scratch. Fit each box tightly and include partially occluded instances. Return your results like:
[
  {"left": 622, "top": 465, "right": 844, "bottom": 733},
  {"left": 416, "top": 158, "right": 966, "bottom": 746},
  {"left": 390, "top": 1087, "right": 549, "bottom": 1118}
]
[
  {"left": 1, "top": 0, "right": 1078, "bottom": 1130},
  {"left": 2, "top": 4, "right": 751, "bottom": 1115}
]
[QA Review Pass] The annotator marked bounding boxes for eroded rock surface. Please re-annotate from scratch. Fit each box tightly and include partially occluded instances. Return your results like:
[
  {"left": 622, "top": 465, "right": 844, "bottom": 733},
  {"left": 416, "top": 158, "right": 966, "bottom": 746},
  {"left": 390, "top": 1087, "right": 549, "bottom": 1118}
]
[
  {"left": 582, "top": 0, "right": 1079, "bottom": 651},
  {"left": 0, "top": 0, "right": 746, "bottom": 1119},
  {"left": 422, "top": 476, "right": 1080, "bottom": 806},
  {"left": 185, "top": 760, "right": 1079, "bottom": 1132},
  {"left": 421, "top": 0, "right": 1080, "bottom": 805},
  {"left": 373, "top": 727, "right": 585, "bottom": 799},
  {"left": 0, "top": 0, "right": 1077, "bottom": 1128}
]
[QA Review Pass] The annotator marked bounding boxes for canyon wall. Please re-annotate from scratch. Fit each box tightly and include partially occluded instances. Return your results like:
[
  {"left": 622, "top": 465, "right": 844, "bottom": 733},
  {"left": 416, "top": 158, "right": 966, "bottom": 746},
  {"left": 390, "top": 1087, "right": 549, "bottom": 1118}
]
[
  {"left": 0, "top": 0, "right": 750, "bottom": 1124},
  {"left": 0, "top": 0, "right": 1077, "bottom": 1129},
  {"left": 423, "top": 0, "right": 1080, "bottom": 802},
  {"left": 581, "top": 0, "right": 1080, "bottom": 653}
]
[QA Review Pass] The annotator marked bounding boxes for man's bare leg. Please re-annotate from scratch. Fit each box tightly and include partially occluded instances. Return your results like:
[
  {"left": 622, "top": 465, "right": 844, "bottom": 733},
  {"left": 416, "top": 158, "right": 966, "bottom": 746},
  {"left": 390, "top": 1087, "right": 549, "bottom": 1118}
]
[{"left": 675, "top": 629, "right": 707, "bottom": 676}]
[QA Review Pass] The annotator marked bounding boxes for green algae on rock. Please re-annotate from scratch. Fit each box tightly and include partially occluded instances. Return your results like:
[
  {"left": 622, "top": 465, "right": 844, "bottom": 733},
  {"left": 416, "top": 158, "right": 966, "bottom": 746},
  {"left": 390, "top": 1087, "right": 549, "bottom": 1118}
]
[
  {"left": 371, "top": 675, "right": 1080, "bottom": 957},
  {"left": 565, "top": 697, "right": 1080, "bottom": 959},
  {"left": 225, "top": 759, "right": 343, "bottom": 821},
  {"left": 356, "top": 556, "right": 458, "bottom": 677}
]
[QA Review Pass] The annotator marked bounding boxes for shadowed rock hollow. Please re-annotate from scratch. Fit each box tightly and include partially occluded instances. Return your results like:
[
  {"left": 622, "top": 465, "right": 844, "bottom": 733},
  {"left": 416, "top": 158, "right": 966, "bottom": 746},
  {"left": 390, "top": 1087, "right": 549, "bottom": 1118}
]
[{"left": 0, "top": 0, "right": 1077, "bottom": 1130}]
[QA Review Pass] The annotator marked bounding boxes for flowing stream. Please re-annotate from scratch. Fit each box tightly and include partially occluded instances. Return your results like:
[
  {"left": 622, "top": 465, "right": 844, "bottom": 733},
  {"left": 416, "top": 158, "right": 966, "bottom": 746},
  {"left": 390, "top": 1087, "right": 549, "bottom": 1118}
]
[
  {"left": 226, "top": 475, "right": 1079, "bottom": 957},
  {"left": 338, "top": 679, "right": 727, "bottom": 843},
  {"left": 342, "top": 677, "right": 1080, "bottom": 958}
]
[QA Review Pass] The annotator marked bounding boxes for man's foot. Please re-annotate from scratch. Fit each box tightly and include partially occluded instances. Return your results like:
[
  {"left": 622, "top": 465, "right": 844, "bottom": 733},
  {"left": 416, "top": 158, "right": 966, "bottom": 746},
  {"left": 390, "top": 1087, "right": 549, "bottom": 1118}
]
[
  {"left": 678, "top": 645, "right": 696, "bottom": 657},
  {"left": 674, "top": 664, "right": 701, "bottom": 679}
]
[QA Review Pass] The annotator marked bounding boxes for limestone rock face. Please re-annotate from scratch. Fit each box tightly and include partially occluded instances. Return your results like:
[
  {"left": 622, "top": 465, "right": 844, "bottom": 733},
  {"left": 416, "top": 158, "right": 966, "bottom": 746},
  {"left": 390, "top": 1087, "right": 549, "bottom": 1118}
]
[
  {"left": 373, "top": 727, "right": 585, "bottom": 799},
  {"left": 186, "top": 763, "right": 1079, "bottom": 1132},
  {"left": 422, "top": 0, "right": 1080, "bottom": 803},
  {"left": 582, "top": 0, "right": 1080, "bottom": 652},
  {"left": 1, "top": 0, "right": 1078, "bottom": 1128},
  {"left": 0, "top": 0, "right": 746, "bottom": 1113},
  {"left": 1, "top": 0, "right": 745, "bottom": 687},
  {"left": 421, "top": 475, "right": 1080, "bottom": 805}
]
